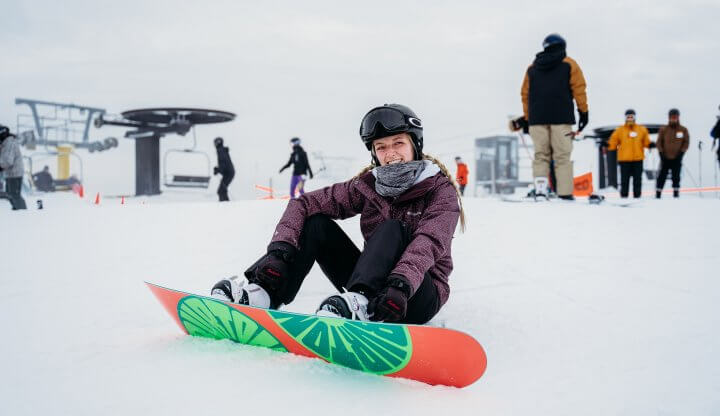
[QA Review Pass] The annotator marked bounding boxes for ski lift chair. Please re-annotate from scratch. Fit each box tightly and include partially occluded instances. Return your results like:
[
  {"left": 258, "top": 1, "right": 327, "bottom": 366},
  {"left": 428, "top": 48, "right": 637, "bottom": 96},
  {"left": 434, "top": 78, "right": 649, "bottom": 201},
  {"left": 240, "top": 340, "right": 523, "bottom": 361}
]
[{"left": 162, "top": 128, "right": 212, "bottom": 189}]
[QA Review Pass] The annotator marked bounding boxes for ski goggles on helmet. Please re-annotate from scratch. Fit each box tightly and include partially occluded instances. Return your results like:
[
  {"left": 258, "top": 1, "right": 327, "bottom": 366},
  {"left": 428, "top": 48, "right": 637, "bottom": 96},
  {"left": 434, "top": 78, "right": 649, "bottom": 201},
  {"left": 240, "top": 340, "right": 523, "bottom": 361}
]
[{"left": 359, "top": 107, "right": 422, "bottom": 143}]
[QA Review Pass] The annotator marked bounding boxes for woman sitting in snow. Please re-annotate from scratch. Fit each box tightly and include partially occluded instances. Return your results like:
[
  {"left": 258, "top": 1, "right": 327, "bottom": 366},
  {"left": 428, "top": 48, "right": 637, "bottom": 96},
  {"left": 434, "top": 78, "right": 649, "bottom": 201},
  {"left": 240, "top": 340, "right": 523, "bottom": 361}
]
[{"left": 212, "top": 104, "right": 465, "bottom": 324}]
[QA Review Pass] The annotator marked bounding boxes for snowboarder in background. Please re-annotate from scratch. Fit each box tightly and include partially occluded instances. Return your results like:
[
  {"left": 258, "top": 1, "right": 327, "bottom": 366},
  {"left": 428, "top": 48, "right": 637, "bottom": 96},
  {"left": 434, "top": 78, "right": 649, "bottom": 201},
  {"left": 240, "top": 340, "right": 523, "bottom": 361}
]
[
  {"left": 454, "top": 156, "right": 468, "bottom": 196},
  {"left": 0, "top": 125, "right": 27, "bottom": 210},
  {"left": 32, "top": 165, "right": 55, "bottom": 192},
  {"left": 211, "top": 104, "right": 465, "bottom": 325},
  {"left": 655, "top": 109, "right": 689, "bottom": 199},
  {"left": 279, "top": 137, "right": 313, "bottom": 198},
  {"left": 213, "top": 137, "right": 235, "bottom": 202},
  {"left": 520, "top": 33, "right": 589, "bottom": 200},
  {"left": 711, "top": 105, "right": 720, "bottom": 169},
  {"left": 607, "top": 109, "right": 653, "bottom": 198}
]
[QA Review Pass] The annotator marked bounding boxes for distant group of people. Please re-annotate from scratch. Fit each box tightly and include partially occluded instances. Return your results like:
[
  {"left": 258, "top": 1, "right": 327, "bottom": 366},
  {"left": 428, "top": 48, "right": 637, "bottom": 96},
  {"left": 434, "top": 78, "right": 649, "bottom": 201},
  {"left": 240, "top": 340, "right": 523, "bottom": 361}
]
[
  {"left": 607, "top": 109, "right": 689, "bottom": 199},
  {"left": 512, "top": 33, "right": 718, "bottom": 201}
]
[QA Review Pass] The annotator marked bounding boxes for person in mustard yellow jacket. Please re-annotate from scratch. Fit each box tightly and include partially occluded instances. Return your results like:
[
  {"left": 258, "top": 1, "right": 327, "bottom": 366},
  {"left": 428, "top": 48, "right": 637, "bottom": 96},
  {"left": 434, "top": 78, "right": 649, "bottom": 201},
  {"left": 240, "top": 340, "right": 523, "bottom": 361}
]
[{"left": 607, "top": 109, "right": 653, "bottom": 198}]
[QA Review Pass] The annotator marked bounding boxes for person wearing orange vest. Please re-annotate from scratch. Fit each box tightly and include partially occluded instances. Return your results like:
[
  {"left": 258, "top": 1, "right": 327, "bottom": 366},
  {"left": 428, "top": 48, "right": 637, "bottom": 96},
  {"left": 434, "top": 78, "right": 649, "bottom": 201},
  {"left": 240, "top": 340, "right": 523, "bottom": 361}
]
[
  {"left": 607, "top": 109, "right": 654, "bottom": 198},
  {"left": 454, "top": 156, "right": 468, "bottom": 196}
]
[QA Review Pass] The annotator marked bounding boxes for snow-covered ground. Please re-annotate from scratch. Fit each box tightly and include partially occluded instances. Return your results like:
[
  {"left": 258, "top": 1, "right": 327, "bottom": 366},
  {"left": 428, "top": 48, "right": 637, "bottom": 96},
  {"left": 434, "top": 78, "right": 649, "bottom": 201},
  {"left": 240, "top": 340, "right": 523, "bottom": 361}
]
[{"left": 1, "top": 191, "right": 718, "bottom": 415}]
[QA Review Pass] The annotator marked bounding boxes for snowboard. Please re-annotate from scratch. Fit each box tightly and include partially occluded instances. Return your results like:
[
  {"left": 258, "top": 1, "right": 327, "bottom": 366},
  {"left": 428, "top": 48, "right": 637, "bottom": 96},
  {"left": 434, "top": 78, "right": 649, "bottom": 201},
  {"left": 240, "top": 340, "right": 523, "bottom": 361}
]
[
  {"left": 146, "top": 282, "right": 487, "bottom": 388},
  {"left": 500, "top": 195, "right": 637, "bottom": 207}
]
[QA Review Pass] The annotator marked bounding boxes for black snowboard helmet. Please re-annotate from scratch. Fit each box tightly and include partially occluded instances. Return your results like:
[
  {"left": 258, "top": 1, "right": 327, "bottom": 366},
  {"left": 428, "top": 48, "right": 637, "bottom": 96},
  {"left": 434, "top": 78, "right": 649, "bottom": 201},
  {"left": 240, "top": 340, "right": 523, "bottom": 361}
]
[
  {"left": 359, "top": 104, "right": 423, "bottom": 161},
  {"left": 290, "top": 137, "right": 301, "bottom": 145},
  {"left": 625, "top": 109, "right": 636, "bottom": 116},
  {"left": 214, "top": 137, "right": 224, "bottom": 147},
  {"left": 0, "top": 125, "right": 9, "bottom": 141},
  {"left": 542, "top": 33, "right": 566, "bottom": 51},
  {"left": 668, "top": 108, "right": 680, "bottom": 117}
]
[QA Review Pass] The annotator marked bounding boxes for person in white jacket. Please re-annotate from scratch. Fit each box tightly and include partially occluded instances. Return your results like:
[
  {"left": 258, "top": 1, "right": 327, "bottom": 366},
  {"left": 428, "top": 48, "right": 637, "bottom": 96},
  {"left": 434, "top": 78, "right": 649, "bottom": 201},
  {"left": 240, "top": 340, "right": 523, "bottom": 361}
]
[{"left": 0, "top": 125, "right": 27, "bottom": 210}]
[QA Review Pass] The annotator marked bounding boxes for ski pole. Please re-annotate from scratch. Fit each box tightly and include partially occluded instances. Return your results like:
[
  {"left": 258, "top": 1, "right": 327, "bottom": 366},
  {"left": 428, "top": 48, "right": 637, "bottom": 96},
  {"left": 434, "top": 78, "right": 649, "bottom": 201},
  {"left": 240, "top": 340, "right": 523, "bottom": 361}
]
[{"left": 698, "top": 140, "right": 703, "bottom": 198}]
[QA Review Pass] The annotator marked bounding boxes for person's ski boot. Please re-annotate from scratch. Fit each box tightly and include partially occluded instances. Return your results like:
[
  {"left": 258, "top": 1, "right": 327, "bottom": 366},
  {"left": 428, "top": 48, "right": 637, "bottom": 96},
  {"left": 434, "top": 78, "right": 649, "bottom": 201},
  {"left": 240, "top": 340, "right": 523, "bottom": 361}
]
[
  {"left": 656, "top": 189, "right": 662, "bottom": 199},
  {"left": 558, "top": 194, "right": 575, "bottom": 201},
  {"left": 316, "top": 292, "right": 370, "bottom": 321},
  {"left": 211, "top": 276, "right": 271, "bottom": 308},
  {"left": 673, "top": 188, "right": 680, "bottom": 198},
  {"left": 588, "top": 194, "right": 605, "bottom": 204}
]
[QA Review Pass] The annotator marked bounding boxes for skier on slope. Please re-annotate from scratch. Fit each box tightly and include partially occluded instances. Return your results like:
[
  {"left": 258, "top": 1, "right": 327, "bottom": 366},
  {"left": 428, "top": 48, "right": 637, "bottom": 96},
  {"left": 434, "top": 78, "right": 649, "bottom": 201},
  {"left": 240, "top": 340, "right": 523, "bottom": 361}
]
[
  {"left": 518, "top": 33, "right": 589, "bottom": 200},
  {"left": 711, "top": 105, "right": 720, "bottom": 169},
  {"left": 211, "top": 104, "right": 465, "bottom": 324},
  {"left": 213, "top": 137, "right": 235, "bottom": 202},
  {"left": 0, "top": 125, "right": 27, "bottom": 210},
  {"left": 454, "top": 156, "right": 468, "bottom": 196},
  {"left": 607, "top": 109, "right": 654, "bottom": 199},
  {"left": 279, "top": 137, "right": 313, "bottom": 199}
]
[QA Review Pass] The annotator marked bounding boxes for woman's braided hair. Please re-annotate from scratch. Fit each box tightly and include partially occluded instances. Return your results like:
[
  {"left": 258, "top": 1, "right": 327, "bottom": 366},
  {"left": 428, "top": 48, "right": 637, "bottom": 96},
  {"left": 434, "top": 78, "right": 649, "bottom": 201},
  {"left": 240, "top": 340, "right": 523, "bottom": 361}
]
[{"left": 353, "top": 154, "right": 466, "bottom": 232}]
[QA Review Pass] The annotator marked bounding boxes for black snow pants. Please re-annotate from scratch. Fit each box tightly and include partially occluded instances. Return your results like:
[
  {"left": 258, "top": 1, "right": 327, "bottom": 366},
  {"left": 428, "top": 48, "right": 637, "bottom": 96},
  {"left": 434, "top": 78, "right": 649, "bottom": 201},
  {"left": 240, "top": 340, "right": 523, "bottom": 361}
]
[
  {"left": 217, "top": 171, "right": 234, "bottom": 202},
  {"left": 619, "top": 161, "right": 644, "bottom": 198},
  {"left": 276, "top": 215, "right": 441, "bottom": 324},
  {"left": 656, "top": 156, "right": 682, "bottom": 191},
  {"left": 4, "top": 177, "right": 27, "bottom": 210}
]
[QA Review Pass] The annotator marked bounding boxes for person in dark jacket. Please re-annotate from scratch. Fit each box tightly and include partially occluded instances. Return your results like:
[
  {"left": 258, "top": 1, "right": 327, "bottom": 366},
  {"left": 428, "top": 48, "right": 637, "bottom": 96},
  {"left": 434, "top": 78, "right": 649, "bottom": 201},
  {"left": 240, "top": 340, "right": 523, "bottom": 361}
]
[
  {"left": 711, "top": 106, "right": 720, "bottom": 169},
  {"left": 520, "top": 34, "right": 589, "bottom": 200},
  {"left": 213, "top": 137, "right": 235, "bottom": 202},
  {"left": 32, "top": 165, "right": 55, "bottom": 192},
  {"left": 656, "top": 109, "right": 690, "bottom": 198},
  {"left": 0, "top": 125, "right": 27, "bottom": 210},
  {"left": 211, "top": 104, "right": 465, "bottom": 325},
  {"left": 279, "top": 137, "right": 313, "bottom": 199}
]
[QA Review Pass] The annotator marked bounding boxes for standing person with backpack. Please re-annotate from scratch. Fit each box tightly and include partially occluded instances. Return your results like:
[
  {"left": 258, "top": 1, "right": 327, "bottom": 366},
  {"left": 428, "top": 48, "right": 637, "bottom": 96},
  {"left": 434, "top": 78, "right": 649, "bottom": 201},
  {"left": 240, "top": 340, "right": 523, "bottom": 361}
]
[
  {"left": 519, "top": 33, "right": 589, "bottom": 200},
  {"left": 211, "top": 104, "right": 465, "bottom": 324},
  {"left": 655, "top": 109, "right": 689, "bottom": 199},
  {"left": 0, "top": 125, "right": 27, "bottom": 210},
  {"left": 213, "top": 137, "right": 235, "bottom": 202},
  {"left": 279, "top": 137, "right": 313, "bottom": 199}
]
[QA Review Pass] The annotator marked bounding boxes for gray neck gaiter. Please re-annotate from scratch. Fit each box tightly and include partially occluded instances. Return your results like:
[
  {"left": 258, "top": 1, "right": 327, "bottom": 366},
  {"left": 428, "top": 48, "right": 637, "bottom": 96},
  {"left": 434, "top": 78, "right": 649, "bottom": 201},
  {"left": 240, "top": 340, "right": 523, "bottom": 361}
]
[{"left": 373, "top": 160, "right": 426, "bottom": 197}]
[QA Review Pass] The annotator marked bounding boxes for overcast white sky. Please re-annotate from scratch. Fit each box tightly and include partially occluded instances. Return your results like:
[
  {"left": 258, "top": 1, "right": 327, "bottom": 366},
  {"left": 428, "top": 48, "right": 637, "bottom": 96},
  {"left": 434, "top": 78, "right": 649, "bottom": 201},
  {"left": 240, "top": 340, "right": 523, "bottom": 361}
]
[{"left": 2, "top": 0, "right": 718, "bottom": 196}]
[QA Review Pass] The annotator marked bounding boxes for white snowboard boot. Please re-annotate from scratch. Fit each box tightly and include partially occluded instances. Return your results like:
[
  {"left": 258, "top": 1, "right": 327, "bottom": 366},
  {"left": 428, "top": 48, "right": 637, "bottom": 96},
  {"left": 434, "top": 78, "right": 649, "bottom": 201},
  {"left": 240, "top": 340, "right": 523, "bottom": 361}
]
[
  {"left": 533, "top": 176, "right": 549, "bottom": 200},
  {"left": 316, "top": 291, "right": 370, "bottom": 321},
  {"left": 211, "top": 276, "right": 271, "bottom": 309}
]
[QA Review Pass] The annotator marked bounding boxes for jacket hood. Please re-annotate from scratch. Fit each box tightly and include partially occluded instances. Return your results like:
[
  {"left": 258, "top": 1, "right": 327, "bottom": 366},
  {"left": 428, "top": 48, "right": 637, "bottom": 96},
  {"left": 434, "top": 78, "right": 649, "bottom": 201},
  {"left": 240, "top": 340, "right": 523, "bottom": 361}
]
[{"left": 533, "top": 49, "right": 567, "bottom": 70}]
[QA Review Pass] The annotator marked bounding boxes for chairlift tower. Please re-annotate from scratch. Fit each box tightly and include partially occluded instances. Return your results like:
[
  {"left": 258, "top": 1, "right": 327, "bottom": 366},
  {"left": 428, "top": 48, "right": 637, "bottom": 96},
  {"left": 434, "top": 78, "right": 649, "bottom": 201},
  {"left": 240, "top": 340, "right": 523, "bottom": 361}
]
[{"left": 95, "top": 108, "right": 235, "bottom": 196}]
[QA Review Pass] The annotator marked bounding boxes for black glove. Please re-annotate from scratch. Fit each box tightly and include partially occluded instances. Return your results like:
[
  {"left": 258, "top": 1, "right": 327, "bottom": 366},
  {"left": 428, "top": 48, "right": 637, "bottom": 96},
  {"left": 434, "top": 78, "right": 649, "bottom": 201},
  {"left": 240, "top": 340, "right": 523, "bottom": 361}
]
[
  {"left": 578, "top": 111, "right": 589, "bottom": 132},
  {"left": 648, "top": 142, "right": 657, "bottom": 149},
  {"left": 369, "top": 276, "right": 411, "bottom": 322},
  {"left": 677, "top": 151, "right": 685, "bottom": 162},
  {"left": 244, "top": 241, "right": 297, "bottom": 297},
  {"left": 510, "top": 117, "right": 529, "bottom": 134},
  {"left": 213, "top": 166, "right": 219, "bottom": 175}
]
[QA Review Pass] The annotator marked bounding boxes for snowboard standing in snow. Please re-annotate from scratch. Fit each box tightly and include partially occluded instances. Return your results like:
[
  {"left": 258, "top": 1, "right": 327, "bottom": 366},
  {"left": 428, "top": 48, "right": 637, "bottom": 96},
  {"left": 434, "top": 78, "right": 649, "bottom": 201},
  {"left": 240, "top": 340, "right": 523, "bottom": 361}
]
[{"left": 147, "top": 282, "right": 487, "bottom": 388}]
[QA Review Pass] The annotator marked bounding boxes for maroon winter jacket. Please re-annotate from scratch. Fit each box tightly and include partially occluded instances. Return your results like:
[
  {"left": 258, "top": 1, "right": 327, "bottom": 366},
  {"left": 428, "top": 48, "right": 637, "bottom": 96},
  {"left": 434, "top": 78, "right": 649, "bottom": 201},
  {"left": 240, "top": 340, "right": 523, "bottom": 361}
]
[{"left": 270, "top": 170, "right": 461, "bottom": 307}]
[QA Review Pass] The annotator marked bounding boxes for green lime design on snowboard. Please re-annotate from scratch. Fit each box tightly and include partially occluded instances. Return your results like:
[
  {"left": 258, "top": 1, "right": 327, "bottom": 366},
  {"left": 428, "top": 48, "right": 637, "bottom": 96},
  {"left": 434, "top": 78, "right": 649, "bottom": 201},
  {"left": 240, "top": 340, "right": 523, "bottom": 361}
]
[
  {"left": 177, "top": 296, "right": 286, "bottom": 352},
  {"left": 268, "top": 311, "right": 412, "bottom": 374}
]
